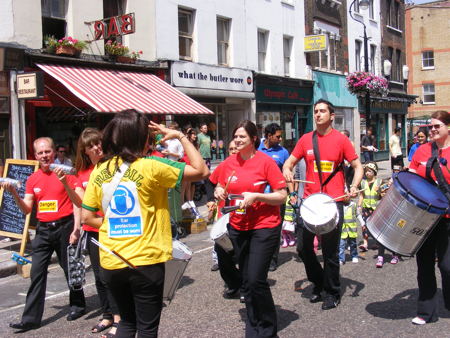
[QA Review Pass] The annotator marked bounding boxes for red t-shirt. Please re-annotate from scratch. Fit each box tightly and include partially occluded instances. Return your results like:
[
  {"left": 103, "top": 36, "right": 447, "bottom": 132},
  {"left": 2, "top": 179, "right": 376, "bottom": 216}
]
[
  {"left": 213, "top": 151, "right": 286, "bottom": 230},
  {"left": 291, "top": 129, "right": 358, "bottom": 201},
  {"left": 77, "top": 166, "right": 100, "bottom": 232},
  {"left": 26, "top": 169, "right": 77, "bottom": 222}
]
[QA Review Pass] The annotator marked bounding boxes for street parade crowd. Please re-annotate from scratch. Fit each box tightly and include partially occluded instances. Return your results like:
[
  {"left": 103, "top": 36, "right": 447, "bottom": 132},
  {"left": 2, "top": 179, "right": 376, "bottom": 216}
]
[{"left": 0, "top": 102, "right": 449, "bottom": 338}]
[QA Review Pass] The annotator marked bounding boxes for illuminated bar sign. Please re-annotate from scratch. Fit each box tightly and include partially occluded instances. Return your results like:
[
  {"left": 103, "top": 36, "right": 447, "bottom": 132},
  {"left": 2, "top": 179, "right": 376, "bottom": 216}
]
[
  {"left": 16, "top": 72, "right": 44, "bottom": 99},
  {"left": 90, "top": 13, "right": 135, "bottom": 41}
]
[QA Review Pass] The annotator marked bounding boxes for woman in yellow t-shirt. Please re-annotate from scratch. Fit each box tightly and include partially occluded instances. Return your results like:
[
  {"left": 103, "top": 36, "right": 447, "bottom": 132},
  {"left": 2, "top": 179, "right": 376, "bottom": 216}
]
[{"left": 81, "top": 109, "right": 208, "bottom": 337}]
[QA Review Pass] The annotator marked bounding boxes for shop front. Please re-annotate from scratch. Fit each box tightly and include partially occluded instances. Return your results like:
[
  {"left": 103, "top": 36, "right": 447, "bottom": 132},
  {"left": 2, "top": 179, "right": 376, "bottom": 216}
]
[
  {"left": 19, "top": 52, "right": 212, "bottom": 160},
  {"left": 255, "top": 74, "right": 314, "bottom": 153},
  {"left": 170, "top": 61, "right": 254, "bottom": 160},
  {"left": 313, "top": 71, "right": 359, "bottom": 148}
]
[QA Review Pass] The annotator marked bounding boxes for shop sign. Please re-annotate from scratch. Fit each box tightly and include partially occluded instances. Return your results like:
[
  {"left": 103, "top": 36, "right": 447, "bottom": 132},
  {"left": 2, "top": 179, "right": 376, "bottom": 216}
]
[
  {"left": 16, "top": 72, "right": 44, "bottom": 99},
  {"left": 359, "top": 98, "right": 406, "bottom": 114},
  {"left": 256, "top": 84, "right": 312, "bottom": 105},
  {"left": 89, "top": 13, "right": 135, "bottom": 41},
  {"left": 304, "top": 35, "right": 327, "bottom": 52},
  {"left": 171, "top": 62, "right": 253, "bottom": 92}
]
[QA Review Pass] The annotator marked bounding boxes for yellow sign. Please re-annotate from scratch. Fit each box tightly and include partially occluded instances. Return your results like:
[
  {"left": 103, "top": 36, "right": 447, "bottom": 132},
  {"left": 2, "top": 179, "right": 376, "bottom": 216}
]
[
  {"left": 314, "top": 161, "right": 334, "bottom": 173},
  {"left": 304, "top": 35, "right": 327, "bottom": 52},
  {"left": 397, "top": 219, "right": 407, "bottom": 228},
  {"left": 39, "top": 200, "right": 58, "bottom": 213},
  {"left": 16, "top": 72, "right": 44, "bottom": 99}
]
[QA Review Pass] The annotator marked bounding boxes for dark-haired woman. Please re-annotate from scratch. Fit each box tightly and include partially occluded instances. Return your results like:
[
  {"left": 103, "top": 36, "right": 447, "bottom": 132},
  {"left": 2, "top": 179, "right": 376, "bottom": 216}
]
[
  {"left": 409, "top": 110, "right": 450, "bottom": 325},
  {"left": 214, "top": 120, "right": 287, "bottom": 338},
  {"left": 73, "top": 128, "right": 120, "bottom": 337},
  {"left": 408, "top": 128, "right": 428, "bottom": 162},
  {"left": 81, "top": 110, "right": 208, "bottom": 337}
]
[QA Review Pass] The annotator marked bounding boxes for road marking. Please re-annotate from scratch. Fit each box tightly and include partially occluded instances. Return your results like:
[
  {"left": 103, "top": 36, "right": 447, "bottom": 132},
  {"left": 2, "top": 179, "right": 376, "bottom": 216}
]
[
  {"left": 0, "top": 282, "right": 95, "bottom": 314},
  {"left": 18, "top": 293, "right": 27, "bottom": 296},
  {"left": 193, "top": 245, "right": 214, "bottom": 254}
]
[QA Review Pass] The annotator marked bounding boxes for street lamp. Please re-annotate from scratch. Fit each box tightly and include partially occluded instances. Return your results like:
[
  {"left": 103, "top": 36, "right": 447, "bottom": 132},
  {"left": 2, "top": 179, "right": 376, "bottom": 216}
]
[
  {"left": 349, "top": 0, "right": 371, "bottom": 131},
  {"left": 402, "top": 65, "right": 409, "bottom": 93}
]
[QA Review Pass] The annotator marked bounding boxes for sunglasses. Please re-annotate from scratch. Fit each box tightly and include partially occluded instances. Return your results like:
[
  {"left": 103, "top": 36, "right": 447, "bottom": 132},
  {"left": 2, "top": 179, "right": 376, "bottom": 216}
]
[{"left": 429, "top": 124, "right": 444, "bottom": 130}]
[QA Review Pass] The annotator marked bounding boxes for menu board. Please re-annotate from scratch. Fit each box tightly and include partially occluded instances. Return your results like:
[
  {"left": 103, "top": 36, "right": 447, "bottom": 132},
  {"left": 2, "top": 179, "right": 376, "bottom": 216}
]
[{"left": 0, "top": 159, "right": 39, "bottom": 238}]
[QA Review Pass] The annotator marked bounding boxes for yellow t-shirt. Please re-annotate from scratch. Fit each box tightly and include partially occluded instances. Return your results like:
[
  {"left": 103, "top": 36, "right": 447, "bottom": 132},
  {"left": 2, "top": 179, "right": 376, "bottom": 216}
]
[{"left": 82, "top": 156, "right": 184, "bottom": 270}]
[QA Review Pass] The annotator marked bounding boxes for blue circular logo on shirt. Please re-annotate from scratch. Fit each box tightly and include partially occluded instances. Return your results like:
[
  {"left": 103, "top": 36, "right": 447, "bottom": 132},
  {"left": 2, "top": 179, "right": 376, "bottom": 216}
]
[{"left": 110, "top": 185, "right": 135, "bottom": 215}]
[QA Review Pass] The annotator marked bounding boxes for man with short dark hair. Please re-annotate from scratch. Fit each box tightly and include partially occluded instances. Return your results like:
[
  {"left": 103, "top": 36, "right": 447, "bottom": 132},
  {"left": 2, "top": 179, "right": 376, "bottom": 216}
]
[
  {"left": 54, "top": 144, "right": 73, "bottom": 166},
  {"left": 283, "top": 99, "right": 363, "bottom": 310},
  {"left": 361, "top": 127, "right": 376, "bottom": 163},
  {"left": 2, "top": 137, "right": 85, "bottom": 332}
]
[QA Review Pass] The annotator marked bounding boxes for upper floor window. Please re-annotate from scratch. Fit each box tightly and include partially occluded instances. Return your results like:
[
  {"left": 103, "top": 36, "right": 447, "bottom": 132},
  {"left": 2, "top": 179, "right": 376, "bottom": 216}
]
[
  {"left": 387, "top": 0, "right": 400, "bottom": 29},
  {"left": 386, "top": 0, "right": 392, "bottom": 26},
  {"left": 217, "top": 17, "right": 231, "bottom": 66},
  {"left": 423, "top": 83, "right": 435, "bottom": 104},
  {"left": 283, "top": 36, "right": 293, "bottom": 76},
  {"left": 395, "top": 49, "right": 401, "bottom": 81},
  {"left": 354, "top": 0, "right": 360, "bottom": 13},
  {"left": 422, "top": 50, "right": 434, "bottom": 68},
  {"left": 41, "top": 0, "right": 66, "bottom": 45},
  {"left": 258, "top": 30, "right": 269, "bottom": 72},
  {"left": 369, "top": 0, "right": 374, "bottom": 19},
  {"left": 179, "top": 8, "right": 195, "bottom": 60},
  {"left": 103, "top": 0, "right": 126, "bottom": 44},
  {"left": 355, "top": 40, "right": 362, "bottom": 71},
  {"left": 370, "top": 44, "right": 377, "bottom": 73},
  {"left": 393, "top": 1, "right": 400, "bottom": 29}
]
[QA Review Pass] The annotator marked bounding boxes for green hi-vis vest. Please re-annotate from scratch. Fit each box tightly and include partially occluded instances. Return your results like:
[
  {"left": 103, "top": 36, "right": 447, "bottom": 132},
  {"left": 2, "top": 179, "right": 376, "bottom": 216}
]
[
  {"left": 361, "top": 178, "right": 381, "bottom": 209},
  {"left": 284, "top": 198, "right": 296, "bottom": 222},
  {"left": 341, "top": 203, "right": 358, "bottom": 239}
]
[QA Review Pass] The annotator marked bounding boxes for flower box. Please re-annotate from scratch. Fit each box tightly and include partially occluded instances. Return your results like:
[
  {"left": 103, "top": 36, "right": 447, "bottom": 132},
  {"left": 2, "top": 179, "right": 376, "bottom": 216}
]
[
  {"left": 116, "top": 55, "right": 136, "bottom": 64},
  {"left": 55, "top": 45, "right": 82, "bottom": 57}
]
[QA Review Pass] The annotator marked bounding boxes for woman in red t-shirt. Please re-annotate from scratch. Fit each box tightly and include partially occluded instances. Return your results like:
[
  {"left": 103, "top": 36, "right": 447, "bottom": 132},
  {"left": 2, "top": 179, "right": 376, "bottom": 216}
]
[
  {"left": 214, "top": 120, "right": 287, "bottom": 337},
  {"left": 409, "top": 110, "right": 450, "bottom": 325},
  {"left": 74, "top": 128, "right": 120, "bottom": 336}
]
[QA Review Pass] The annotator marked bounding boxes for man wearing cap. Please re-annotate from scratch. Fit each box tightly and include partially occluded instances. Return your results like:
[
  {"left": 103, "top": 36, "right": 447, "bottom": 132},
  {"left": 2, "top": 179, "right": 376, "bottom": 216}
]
[
  {"left": 1, "top": 137, "right": 85, "bottom": 332},
  {"left": 283, "top": 99, "right": 363, "bottom": 310}
]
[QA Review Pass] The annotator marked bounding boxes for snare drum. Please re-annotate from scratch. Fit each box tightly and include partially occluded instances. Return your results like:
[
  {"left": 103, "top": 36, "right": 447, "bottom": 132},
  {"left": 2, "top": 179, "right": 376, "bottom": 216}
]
[
  {"left": 210, "top": 213, "right": 233, "bottom": 252},
  {"left": 300, "top": 193, "right": 339, "bottom": 235}
]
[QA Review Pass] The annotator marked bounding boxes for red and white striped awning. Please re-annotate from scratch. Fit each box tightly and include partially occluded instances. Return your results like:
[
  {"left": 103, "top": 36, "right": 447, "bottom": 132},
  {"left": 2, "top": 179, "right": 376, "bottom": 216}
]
[{"left": 36, "top": 64, "right": 213, "bottom": 115}]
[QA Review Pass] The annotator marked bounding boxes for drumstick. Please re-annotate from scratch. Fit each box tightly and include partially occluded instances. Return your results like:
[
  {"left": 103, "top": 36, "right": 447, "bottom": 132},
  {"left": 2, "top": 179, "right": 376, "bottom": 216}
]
[
  {"left": 293, "top": 179, "right": 315, "bottom": 184},
  {"left": 326, "top": 189, "right": 365, "bottom": 202},
  {"left": 223, "top": 170, "right": 235, "bottom": 194},
  {"left": 91, "top": 237, "right": 136, "bottom": 269}
]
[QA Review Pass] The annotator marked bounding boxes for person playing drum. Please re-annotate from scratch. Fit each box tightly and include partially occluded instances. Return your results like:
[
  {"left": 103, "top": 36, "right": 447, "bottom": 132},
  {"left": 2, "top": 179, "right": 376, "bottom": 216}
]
[
  {"left": 213, "top": 120, "right": 287, "bottom": 337},
  {"left": 283, "top": 99, "right": 363, "bottom": 310},
  {"left": 408, "top": 110, "right": 450, "bottom": 325}
]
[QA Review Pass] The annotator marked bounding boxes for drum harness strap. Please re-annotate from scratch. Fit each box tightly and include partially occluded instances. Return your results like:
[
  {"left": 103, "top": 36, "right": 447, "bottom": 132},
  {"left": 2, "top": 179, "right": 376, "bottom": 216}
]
[
  {"left": 312, "top": 131, "right": 344, "bottom": 193},
  {"left": 425, "top": 142, "right": 450, "bottom": 206}
]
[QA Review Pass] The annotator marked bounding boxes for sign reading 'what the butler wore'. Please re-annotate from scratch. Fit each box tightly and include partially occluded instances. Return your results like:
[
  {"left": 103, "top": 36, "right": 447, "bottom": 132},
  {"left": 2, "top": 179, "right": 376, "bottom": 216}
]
[{"left": 171, "top": 62, "right": 253, "bottom": 92}]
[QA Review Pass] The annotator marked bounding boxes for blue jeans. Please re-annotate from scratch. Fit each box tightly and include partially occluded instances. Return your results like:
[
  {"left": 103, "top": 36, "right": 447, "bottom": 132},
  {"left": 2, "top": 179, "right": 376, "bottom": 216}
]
[
  {"left": 339, "top": 237, "right": 357, "bottom": 262},
  {"left": 362, "top": 151, "right": 374, "bottom": 163}
]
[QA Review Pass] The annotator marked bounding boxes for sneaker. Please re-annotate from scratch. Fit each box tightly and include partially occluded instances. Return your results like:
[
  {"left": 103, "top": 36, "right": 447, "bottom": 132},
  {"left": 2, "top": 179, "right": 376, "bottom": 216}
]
[
  {"left": 211, "top": 263, "right": 219, "bottom": 271},
  {"left": 376, "top": 256, "right": 384, "bottom": 268},
  {"left": 288, "top": 233, "right": 296, "bottom": 247},
  {"left": 411, "top": 317, "right": 426, "bottom": 325},
  {"left": 269, "top": 261, "right": 277, "bottom": 272},
  {"left": 281, "top": 238, "right": 288, "bottom": 248},
  {"left": 358, "top": 245, "right": 368, "bottom": 252},
  {"left": 181, "top": 202, "right": 191, "bottom": 210},
  {"left": 339, "top": 261, "right": 345, "bottom": 265},
  {"left": 390, "top": 256, "right": 399, "bottom": 265},
  {"left": 240, "top": 295, "right": 245, "bottom": 303},
  {"left": 352, "top": 257, "right": 359, "bottom": 263}
]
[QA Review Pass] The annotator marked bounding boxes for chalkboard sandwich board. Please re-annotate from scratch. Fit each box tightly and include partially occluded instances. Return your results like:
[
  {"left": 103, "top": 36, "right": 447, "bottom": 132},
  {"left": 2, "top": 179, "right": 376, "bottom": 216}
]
[{"left": 0, "top": 159, "right": 39, "bottom": 256}]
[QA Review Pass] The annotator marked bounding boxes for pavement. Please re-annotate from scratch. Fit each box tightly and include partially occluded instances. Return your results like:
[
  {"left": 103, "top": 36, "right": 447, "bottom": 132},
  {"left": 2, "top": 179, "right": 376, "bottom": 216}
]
[{"left": 0, "top": 160, "right": 395, "bottom": 279}]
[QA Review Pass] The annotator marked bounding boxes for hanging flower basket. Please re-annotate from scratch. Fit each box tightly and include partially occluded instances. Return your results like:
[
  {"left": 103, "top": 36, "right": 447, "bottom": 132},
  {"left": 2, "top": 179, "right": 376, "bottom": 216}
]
[
  {"left": 55, "top": 45, "right": 82, "bottom": 57},
  {"left": 116, "top": 55, "right": 136, "bottom": 64},
  {"left": 346, "top": 71, "right": 389, "bottom": 97}
]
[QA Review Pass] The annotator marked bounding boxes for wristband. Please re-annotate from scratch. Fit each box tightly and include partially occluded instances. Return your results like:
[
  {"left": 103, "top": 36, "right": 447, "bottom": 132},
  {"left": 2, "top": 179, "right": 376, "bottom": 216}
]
[{"left": 289, "top": 191, "right": 298, "bottom": 197}]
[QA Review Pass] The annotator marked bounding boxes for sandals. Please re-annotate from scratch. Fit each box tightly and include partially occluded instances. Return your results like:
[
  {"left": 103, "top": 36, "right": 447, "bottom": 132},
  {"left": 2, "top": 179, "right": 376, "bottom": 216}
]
[
  {"left": 92, "top": 320, "right": 113, "bottom": 333},
  {"left": 101, "top": 323, "right": 119, "bottom": 338}
]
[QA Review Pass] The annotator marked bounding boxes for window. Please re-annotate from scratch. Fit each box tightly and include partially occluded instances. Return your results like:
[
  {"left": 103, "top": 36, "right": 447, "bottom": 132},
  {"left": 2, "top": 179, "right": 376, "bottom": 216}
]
[
  {"left": 386, "top": 0, "right": 392, "bottom": 26},
  {"left": 369, "top": 0, "right": 374, "bottom": 19},
  {"left": 258, "top": 30, "right": 268, "bottom": 72},
  {"left": 354, "top": 0, "right": 360, "bottom": 13},
  {"left": 422, "top": 51, "right": 434, "bottom": 68},
  {"left": 394, "top": 1, "right": 400, "bottom": 29},
  {"left": 179, "top": 8, "right": 195, "bottom": 60},
  {"left": 370, "top": 44, "right": 377, "bottom": 73},
  {"left": 355, "top": 40, "right": 362, "bottom": 71},
  {"left": 41, "top": 0, "right": 66, "bottom": 45},
  {"left": 217, "top": 17, "right": 230, "bottom": 66},
  {"left": 395, "top": 50, "right": 401, "bottom": 81},
  {"left": 283, "top": 36, "right": 292, "bottom": 76},
  {"left": 103, "top": 0, "right": 126, "bottom": 44},
  {"left": 423, "top": 84, "right": 435, "bottom": 104}
]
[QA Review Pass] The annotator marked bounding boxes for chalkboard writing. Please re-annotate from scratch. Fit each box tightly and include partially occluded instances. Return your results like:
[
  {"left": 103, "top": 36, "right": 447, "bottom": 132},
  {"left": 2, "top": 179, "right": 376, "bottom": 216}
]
[{"left": 0, "top": 159, "right": 39, "bottom": 237}]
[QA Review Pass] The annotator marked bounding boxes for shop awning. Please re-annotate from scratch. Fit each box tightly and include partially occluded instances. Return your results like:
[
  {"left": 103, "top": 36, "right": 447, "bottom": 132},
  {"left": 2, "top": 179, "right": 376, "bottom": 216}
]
[{"left": 36, "top": 64, "right": 213, "bottom": 115}]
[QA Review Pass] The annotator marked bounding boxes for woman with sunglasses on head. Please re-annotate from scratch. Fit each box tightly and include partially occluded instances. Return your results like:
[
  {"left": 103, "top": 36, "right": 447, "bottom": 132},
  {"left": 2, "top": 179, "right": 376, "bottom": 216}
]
[
  {"left": 73, "top": 128, "right": 121, "bottom": 337},
  {"left": 409, "top": 110, "right": 450, "bottom": 325},
  {"left": 81, "top": 110, "right": 208, "bottom": 337},
  {"left": 213, "top": 120, "right": 287, "bottom": 337}
]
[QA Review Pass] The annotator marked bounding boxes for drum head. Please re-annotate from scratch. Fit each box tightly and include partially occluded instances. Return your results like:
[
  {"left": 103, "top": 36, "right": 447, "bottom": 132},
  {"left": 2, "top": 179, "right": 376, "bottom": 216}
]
[
  {"left": 300, "top": 193, "right": 338, "bottom": 235},
  {"left": 210, "top": 213, "right": 230, "bottom": 240},
  {"left": 394, "top": 171, "right": 449, "bottom": 214},
  {"left": 172, "top": 240, "right": 192, "bottom": 260}
]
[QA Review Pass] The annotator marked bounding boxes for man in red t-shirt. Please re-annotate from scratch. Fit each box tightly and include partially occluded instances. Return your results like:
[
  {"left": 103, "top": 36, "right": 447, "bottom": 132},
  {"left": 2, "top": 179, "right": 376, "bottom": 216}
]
[
  {"left": 3, "top": 137, "right": 85, "bottom": 332},
  {"left": 283, "top": 99, "right": 363, "bottom": 310}
]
